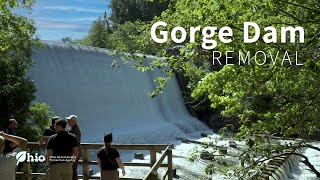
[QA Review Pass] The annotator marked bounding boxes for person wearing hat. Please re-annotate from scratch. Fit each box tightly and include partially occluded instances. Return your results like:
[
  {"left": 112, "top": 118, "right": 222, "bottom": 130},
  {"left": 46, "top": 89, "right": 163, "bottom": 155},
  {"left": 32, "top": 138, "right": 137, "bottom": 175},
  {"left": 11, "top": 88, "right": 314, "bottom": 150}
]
[
  {"left": 66, "top": 115, "right": 81, "bottom": 180},
  {"left": 97, "top": 132, "right": 125, "bottom": 180}
]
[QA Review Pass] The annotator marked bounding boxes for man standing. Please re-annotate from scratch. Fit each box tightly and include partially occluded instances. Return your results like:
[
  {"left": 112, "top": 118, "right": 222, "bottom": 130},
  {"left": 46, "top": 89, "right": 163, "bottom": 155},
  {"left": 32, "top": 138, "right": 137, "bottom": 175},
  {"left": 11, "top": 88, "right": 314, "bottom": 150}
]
[
  {"left": 4, "top": 119, "right": 18, "bottom": 154},
  {"left": 66, "top": 115, "right": 81, "bottom": 180},
  {"left": 0, "top": 131, "right": 27, "bottom": 179},
  {"left": 39, "top": 116, "right": 60, "bottom": 145},
  {"left": 46, "top": 119, "right": 79, "bottom": 180}
]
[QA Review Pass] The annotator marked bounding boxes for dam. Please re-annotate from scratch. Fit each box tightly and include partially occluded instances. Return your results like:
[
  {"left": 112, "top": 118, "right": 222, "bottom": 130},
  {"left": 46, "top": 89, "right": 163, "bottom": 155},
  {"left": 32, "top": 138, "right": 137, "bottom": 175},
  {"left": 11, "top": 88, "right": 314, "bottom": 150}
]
[{"left": 28, "top": 41, "right": 209, "bottom": 144}]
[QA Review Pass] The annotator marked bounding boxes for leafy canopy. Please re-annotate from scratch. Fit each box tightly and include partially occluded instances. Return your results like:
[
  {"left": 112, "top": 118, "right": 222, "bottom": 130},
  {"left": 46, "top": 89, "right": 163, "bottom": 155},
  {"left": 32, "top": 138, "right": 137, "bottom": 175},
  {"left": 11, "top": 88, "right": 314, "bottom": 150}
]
[
  {"left": 133, "top": 0, "right": 320, "bottom": 177},
  {"left": 110, "top": 0, "right": 170, "bottom": 24},
  {"left": 0, "top": 0, "right": 52, "bottom": 141}
]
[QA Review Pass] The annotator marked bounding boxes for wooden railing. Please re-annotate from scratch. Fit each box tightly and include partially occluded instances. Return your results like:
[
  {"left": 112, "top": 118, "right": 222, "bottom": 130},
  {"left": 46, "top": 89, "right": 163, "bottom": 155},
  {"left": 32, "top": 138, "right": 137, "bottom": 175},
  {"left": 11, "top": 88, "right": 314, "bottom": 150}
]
[
  {"left": 16, "top": 142, "right": 173, "bottom": 180},
  {"left": 143, "top": 146, "right": 173, "bottom": 180}
]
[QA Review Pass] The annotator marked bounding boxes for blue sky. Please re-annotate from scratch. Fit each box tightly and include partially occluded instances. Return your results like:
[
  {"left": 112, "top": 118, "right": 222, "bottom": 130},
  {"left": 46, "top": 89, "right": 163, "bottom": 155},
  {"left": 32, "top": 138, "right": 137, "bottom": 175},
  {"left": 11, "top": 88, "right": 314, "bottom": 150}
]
[{"left": 15, "top": 0, "right": 110, "bottom": 41}]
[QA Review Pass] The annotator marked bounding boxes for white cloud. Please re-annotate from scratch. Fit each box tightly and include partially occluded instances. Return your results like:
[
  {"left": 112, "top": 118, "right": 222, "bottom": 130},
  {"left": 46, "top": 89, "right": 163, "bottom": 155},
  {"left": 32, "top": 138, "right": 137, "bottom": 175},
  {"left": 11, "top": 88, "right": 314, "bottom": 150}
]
[
  {"left": 71, "top": 17, "right": 98, "bottom": 22},
  {"left": 70, "top": 0, "right": 106, "bottom": 5},
  {"left": 35, "top": 19, "right": 89, "bottom": 30},
  {"left": 43, "top": 6, "right": 105, "bottom": 13}
]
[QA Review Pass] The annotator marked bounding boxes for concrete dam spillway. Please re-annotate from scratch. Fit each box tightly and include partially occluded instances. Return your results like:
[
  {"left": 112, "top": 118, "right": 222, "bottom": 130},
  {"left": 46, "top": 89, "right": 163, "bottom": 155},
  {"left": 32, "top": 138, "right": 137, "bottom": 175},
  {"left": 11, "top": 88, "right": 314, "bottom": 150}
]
[{"left": 28, "top": 41, "right": 209, "bottom": 144}]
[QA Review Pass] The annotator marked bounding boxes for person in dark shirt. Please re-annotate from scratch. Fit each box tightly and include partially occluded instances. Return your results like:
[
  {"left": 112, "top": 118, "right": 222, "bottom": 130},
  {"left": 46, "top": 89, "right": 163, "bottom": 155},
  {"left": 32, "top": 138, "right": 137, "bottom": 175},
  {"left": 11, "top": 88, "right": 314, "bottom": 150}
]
[
  {"left": 66, "top": 114, "right": 81, "bottom": 180},
  {"left": 4, "top": 119, "right": 18, "bottom": 154},
  {"left": 97, "top": 132, "right": 125, "bottom": 180},
  {"left": 39, "top": 116, "right": 60, "bottom": 145},
  {"left": 46, "top": 119, "right": 79, "bottom": 180}
]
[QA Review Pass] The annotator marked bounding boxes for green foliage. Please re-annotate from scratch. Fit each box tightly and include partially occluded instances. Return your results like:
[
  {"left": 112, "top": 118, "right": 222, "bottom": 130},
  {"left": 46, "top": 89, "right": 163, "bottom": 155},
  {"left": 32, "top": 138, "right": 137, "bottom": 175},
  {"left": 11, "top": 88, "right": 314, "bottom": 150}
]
[
  {"left": 110, "top": 0, "right": 170, "bottom": 24},
  {"left": 72, "top": 36, "right": 91, "bottom": 46},
  {"left": 16, "top": 102, "right": 55, "bottom": 142},
  {"left": 0, "top": 0, "right": 40, "bottom": 129},
  {"left": 0, "top": 0, "right": 34, "bottom": 12},
  {"left": 132, "top": 0, "right": 320, "bottom": 178},
  {"left": 29, "top": 102, "right": 54, "bottom": 131},
  {"left": 74, "top": 15, "right": 112, "bottom": 48},
  {"left": 0, "top": 0, "right": 51, "bottom": 144},
  {"left": 87, "top": 16, "right": 112, "bottom": 48},
  {"left": 74, "top": 0, "right": 171, "bottom": 50},
  {"left": 76, "top": 2, "right": 169, "bottom": 51},
  {"left": 16, "top": 124, "right": 40, "bottom": 142},
  {"left": 108, "top": 21, "right": 140, "bottom": 52},
  {"left": 21, "top": 102, "right": 53, "bottom": 176}
]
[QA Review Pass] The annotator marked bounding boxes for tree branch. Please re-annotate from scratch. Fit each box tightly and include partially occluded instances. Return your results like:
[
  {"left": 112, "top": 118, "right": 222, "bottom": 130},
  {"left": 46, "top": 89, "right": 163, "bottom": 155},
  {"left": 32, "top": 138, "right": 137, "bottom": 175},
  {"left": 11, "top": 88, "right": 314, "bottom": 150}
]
[
  {"left": 300, "top": 154, "right": 320, "bottom": 178},
  {"left": 256, "top": 151, "right": 320, "bottom": 178},
  {"left": 297, "top": 143, "right": 320, "bottom": 152},
  {"left": 301, "top": 89, "right": 320, "bottom": 115},
  {"left": 278, "top": 9, "right": 302, "bottom": 22},
  {"left": 272, "top": 20, "right": 320, "bottom": 25},
  {"left": 279, "top": 0, "right": 320, "bottom": 12},
  {"left": 191, "top": 95, "right": 208, "bottom": 108}
]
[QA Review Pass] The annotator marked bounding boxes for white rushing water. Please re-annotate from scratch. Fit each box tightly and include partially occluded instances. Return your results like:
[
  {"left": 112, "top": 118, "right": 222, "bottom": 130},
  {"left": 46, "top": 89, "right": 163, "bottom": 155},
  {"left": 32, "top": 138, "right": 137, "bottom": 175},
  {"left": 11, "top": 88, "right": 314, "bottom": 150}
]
[{"left": 288, "top": 142, "right": 320, "bottom": 180}]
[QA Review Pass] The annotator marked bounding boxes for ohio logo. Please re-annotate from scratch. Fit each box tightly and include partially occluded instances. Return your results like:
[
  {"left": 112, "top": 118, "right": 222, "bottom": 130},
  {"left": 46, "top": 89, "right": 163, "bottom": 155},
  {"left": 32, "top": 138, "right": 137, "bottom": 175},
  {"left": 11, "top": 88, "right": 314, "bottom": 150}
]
[{"left": 15, "top": 151, "right": 46, "bottom": 165}]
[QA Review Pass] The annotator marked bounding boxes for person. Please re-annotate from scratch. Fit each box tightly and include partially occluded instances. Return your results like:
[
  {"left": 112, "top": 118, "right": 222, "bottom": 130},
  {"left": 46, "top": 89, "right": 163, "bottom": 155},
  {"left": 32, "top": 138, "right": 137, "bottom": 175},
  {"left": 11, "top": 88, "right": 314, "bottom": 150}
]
[
  {"left": 4, "top": 119, "right": 18, "bottom": 154},
  {"left": 97, "top": 132, "right": 125, "bottom": 180},
  {"left": 46, "top": 119, "right": 79, "bottom": 180},
  {"left": 66, "top": 114, "right": 81, "bottom": 180},
  {"left": 39, "top": 116, "right": 60, "bottom": 145},
  {"left": 0, "top": 131, "right": 28, "bottom": 180}
]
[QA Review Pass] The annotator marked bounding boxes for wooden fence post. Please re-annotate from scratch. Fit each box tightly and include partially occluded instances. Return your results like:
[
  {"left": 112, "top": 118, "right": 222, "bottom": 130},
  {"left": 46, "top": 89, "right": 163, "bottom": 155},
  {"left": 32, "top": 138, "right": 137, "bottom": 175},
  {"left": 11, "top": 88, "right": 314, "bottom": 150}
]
[
  {"left": 22, "top": 148, "right": 31, "bottom": 180},
  {"left": 150, "top": 150, "right": 157, "bottom": 165},
  {"left": 167, "top": 149, "right": 173, "bottom": 180},
  {"left": 150, "top": 150, "right": 157, "bottom": 180},
  {"left": 82, "top": 148, "right": 89, "bottom": 180}
]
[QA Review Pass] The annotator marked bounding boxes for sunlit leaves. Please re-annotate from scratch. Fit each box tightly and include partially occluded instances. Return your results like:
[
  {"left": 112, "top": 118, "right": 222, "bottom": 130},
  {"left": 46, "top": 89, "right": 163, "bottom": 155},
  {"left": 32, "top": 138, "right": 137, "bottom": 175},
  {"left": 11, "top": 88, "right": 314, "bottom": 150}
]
[
  {"left": 0, "top": 0, "right": 39, "bottom": 138},
  {"left": 132, "top": 0, "right": 320, "bottom": 178}
]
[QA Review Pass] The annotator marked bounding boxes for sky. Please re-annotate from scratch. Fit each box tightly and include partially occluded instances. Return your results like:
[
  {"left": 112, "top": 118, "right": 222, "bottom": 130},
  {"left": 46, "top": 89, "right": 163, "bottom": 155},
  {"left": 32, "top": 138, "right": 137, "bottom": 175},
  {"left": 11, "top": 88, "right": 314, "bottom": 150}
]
[{"left": 14, "top": 0, "right": 110, "bottom": 41}]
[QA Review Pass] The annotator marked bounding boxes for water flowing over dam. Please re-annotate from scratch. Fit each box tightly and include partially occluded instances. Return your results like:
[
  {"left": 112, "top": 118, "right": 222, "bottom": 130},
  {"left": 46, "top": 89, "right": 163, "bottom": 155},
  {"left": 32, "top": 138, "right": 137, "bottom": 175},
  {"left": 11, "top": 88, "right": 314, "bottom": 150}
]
[{"left": 28, "top": 41, "right": 209, "bottom": 144}]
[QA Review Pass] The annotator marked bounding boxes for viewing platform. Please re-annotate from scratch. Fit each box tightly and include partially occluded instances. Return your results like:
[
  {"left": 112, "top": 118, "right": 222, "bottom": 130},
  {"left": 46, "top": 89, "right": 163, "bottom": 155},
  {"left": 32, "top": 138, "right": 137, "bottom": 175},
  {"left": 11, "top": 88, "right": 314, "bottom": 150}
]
[{"left": 16, "top": 142, "right": 173, "bottom": 180}]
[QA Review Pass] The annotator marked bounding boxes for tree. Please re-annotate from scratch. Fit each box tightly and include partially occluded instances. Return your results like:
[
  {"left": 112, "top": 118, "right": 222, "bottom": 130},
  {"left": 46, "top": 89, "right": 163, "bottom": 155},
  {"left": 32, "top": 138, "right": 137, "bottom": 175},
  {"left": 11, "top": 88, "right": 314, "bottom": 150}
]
[
  {"left": 0, "top": 0, "right": 37, "bottom": 126},
  {"left": 86, "top": 17, "right": 112, "bottom": 48},
  {"left": 132, "top": 0, "right": 320, "bottom": 178},
  {"left": 107, "top": 21, "right": 140, "bottom": 52},
  {"left": 0, "top": 0, "right": 51, "bottom": 141},
  {"left": 61, "top": 37, "right": 73, "bottom": 43},
  {"left": 110, "top": 0, "right": 170, "bottom": 24},
  {"left": 29, "top": 102, "right": 54, "bottom": 131},
  {"left": 25, "top": 102, "right": 54, "bottom": 141},
  {"left": 72, "top": 36, "right": 92, "bottom": 46}
]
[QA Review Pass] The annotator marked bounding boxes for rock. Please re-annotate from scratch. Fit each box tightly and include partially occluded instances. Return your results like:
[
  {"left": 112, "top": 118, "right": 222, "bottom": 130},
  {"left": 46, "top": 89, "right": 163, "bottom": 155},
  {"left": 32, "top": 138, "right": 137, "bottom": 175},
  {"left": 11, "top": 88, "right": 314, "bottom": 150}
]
[
  {"left": 229, "top": 140, "right": 237, "bottom": 148},
  {"left": 219, "top": 147, "right": 227, "bottom": 155},
  {"left": 134, "top": 152, "right": 144, "bottom": 160}
]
